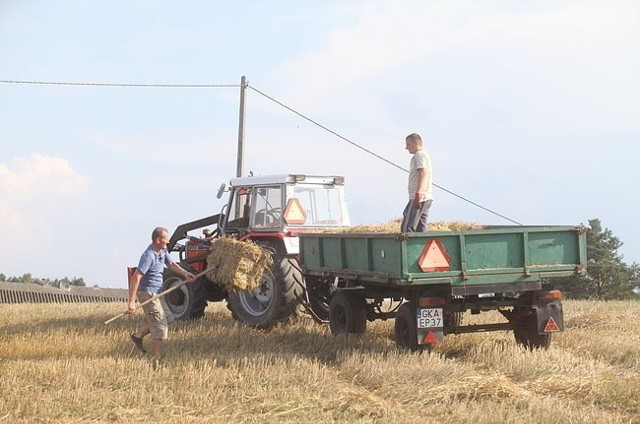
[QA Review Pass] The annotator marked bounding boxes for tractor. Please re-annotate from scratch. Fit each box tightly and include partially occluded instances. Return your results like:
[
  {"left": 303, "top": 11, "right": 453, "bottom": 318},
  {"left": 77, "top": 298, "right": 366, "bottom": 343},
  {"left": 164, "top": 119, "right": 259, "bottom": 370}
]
[{"left": 162, "top": 174, "right": 350, "bottom": 328}]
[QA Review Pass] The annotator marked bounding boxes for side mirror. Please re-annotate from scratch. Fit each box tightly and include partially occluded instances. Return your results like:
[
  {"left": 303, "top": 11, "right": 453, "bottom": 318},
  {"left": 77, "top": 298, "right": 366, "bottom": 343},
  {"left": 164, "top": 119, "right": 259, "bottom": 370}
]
[{"left": 216, "top": 183, "right": 226, "bottom": 199}]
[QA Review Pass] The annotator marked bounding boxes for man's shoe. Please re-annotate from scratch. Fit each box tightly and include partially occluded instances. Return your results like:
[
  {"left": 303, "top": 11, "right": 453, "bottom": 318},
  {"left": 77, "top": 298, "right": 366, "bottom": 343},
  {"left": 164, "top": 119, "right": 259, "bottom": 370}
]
[
  {"left": 130, "top": 334, "right": 146, "bottom": 353},
  {"left": 152, "top": 357, "right": 164, "bottom": 370}
]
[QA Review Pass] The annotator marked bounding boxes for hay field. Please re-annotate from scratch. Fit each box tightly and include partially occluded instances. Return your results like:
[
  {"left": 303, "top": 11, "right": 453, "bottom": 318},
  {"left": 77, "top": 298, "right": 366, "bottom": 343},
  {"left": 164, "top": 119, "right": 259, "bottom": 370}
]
[{"left": 0, "top": 300, "right": 638, "bottom": 423}]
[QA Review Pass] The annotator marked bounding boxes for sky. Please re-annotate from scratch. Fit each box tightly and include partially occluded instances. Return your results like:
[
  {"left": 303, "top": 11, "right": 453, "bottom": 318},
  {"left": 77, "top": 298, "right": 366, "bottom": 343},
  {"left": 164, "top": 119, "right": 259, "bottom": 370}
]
[{"left": 1, "top": 0, "right": 638, "bottom": 288}]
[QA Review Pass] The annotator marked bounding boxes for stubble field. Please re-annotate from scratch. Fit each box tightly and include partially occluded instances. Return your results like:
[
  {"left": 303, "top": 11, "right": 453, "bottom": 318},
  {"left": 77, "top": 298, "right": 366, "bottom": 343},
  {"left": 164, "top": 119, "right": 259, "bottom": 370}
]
[{"left": 0, "top": 300, "right": 638, "bottom": 423}]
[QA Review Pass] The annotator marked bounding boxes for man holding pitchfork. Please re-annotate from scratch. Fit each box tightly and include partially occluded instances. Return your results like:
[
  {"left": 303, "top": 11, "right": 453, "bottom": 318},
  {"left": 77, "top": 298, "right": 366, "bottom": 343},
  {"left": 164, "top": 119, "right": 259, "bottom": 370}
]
[{"left": 126, "top": 226, "right": 195, "bottom": 367}]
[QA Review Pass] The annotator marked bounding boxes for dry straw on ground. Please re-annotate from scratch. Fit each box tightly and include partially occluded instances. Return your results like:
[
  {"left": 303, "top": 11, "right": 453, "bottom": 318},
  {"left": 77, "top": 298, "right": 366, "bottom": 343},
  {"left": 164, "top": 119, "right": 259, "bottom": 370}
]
[
  {"left": 205, "top": 237, "right": 273, "bottom": 292},
  {"left": 1, "top": 300, "right": 638, "bottom": 423}
]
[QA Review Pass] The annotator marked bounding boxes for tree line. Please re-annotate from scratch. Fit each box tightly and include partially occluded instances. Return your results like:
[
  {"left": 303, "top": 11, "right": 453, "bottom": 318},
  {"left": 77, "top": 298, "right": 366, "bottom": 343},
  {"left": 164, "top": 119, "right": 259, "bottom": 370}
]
[
  {"left": 0, "top": 273, "right": 87, "bottom": 288},
  {"left": 554, "top": 218, "right": 639, "bottom": 300}
]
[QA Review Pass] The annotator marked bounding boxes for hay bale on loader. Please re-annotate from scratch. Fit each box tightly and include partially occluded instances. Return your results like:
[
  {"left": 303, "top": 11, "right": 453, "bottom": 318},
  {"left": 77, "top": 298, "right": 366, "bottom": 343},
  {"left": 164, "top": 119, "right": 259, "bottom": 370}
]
[{"left": 205, "top": 237, "right": 273, "bottom": 292}]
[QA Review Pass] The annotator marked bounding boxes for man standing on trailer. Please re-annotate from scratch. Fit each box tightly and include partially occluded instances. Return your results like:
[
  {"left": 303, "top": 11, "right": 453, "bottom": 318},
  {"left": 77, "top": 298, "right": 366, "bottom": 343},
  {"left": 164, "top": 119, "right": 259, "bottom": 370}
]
[
  {"left": 401, "top": 133, "right": 433, "bottom": 232},
  {"left": 126, "top": 226, "right": 195, "bottom": 367}
]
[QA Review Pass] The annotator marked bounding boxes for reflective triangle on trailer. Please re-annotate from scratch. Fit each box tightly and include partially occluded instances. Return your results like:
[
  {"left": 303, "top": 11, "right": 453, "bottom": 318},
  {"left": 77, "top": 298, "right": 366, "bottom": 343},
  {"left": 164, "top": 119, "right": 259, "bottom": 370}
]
[
  {"left": 544, "top": 317, "right": 560, "bottom": 332},
  {"left": 418, "top": 239, "right": 451, "bottom": 272},
  {"left": 422, "top": 330, "right": 439, "bottom": 344}
]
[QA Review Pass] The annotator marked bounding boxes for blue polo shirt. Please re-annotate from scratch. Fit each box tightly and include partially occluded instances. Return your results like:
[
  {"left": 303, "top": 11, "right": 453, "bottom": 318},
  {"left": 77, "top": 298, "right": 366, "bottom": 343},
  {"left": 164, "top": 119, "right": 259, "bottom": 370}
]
[{"left": 137, "top": 245, "right": 173, "bottom": 293}]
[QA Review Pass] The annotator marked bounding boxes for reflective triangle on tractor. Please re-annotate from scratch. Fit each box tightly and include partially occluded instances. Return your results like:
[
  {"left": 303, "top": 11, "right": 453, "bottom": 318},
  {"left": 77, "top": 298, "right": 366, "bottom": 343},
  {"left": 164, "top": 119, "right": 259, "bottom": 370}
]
[
  {"left": 284, "top": 198, "right": 307, "bottom": 225},
  {"left": 418, "top": 239, "right": 451, "bottom": 272}
]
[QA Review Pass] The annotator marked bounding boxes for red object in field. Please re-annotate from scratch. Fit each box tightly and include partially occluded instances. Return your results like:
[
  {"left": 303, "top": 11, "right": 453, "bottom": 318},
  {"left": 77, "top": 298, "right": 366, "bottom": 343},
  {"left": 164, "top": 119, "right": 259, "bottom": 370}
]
[
  {"left": 539, "top": 290, "right": 562, "bottom": 301},
  {"left": 418, "top": 297, "right": 446, "bottom": 307},
  {"left": 127, "top": 267, "right": 136, "bottom": 289}
]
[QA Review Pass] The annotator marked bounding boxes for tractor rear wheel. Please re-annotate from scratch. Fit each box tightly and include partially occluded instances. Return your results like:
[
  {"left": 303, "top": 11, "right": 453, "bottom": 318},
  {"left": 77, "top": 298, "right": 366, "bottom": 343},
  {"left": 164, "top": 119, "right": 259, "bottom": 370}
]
[
  {"left": 305, "top": 276, "right": 332, "bottom": 322},
  {"left": 226, "top": 247, "right": 303, "bottom": 329},
  {"left": 161, "top": 269, "right": 208, "bottom": 320}
]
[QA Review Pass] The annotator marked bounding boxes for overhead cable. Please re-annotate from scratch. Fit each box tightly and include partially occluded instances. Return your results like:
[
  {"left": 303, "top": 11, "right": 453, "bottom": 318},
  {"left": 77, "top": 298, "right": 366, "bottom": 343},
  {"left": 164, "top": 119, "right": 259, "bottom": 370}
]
[
  {"left": 0, "top": 79, "right": 238, "bottom": 88},
  {"left": 248, "top": 84, "right": 523, "bottom": 226},
  {"left": 0, "top": 77, "right": 522, "bottom": 225}
]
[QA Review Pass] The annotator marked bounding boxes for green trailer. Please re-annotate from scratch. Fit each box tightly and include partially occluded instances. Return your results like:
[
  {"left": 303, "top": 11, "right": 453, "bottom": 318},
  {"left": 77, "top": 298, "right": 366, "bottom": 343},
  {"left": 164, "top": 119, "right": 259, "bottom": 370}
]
[{"left": 298, "top": 225, "right": 587, "bottom": 351}]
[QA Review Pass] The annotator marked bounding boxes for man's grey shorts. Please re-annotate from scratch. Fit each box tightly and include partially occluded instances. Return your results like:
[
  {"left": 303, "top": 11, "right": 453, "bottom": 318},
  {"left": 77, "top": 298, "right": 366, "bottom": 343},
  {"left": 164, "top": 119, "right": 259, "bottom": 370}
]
[{"left": 137, "top": 291, "right": 169, "bottom": 340}]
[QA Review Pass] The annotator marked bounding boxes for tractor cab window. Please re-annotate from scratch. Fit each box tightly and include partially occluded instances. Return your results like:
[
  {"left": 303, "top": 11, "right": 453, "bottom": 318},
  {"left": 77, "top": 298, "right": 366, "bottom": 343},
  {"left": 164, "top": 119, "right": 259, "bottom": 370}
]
[
  {"left": 290, "top": 185, "right": 346, "bottom": 226},
  {"left": 252, "top": 186, "right": 283, "bottom": 229},
  {"left": 226, "top": 187, "right": 252, "bottom": 229}
]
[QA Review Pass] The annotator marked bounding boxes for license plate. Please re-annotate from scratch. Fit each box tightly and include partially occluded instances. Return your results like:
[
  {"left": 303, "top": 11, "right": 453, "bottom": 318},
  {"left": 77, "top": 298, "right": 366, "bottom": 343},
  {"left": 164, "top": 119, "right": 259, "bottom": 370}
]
[{"left": 416, "top": 308, "right": 443, "bottom": 328}]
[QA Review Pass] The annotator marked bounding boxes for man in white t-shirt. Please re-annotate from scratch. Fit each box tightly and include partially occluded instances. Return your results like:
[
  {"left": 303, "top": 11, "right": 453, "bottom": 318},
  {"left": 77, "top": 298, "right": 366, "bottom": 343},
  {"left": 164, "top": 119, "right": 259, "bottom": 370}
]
[{"left": 401, "top": 133, "right": 433, "bottom": 232}]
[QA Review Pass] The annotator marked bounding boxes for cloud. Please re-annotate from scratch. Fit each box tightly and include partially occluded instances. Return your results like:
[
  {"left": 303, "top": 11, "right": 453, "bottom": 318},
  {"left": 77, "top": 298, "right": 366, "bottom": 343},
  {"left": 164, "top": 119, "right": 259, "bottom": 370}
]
[
  {"left": 0, "top": 154, "right": 90, "bottom": 254},
  {"left": 0, "top": 154, "right": 88, "bottom": 194},
  {"left": 273, "top": 0, "right": 640, "bottom": 135}
]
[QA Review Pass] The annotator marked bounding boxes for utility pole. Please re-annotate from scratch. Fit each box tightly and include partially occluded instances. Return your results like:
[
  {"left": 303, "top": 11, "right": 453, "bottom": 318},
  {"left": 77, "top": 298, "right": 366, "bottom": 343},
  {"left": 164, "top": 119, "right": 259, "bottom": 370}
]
[{"left": 236, "top": 75, "right": 247, "bottom": 178}]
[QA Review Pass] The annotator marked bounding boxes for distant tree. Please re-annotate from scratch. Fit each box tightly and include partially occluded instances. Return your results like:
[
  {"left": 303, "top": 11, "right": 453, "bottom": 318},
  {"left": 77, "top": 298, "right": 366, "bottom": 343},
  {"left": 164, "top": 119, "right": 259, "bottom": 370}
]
[
  {"left": 554, "top": 219, "right": 639, "bottom": 300},
  {"left": 71, "top": 277, "right": 86, "bottom": 287},
  {"left": 631, "top": 263, "right": 640, "bottom": 295},
  {"left": 0, "top": 273, "right": 92, "bottom": 287}
]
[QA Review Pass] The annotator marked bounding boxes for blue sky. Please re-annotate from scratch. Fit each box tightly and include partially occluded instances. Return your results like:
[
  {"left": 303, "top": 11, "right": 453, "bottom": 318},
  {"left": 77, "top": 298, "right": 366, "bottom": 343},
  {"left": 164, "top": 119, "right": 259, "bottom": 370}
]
[{"left": 1, "top": 0, "right": 638, "bottom": 288}]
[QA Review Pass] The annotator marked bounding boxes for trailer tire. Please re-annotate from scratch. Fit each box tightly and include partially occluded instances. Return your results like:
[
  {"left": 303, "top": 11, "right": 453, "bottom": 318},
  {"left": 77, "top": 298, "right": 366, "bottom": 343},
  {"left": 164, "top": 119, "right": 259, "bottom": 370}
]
[
  {"left": 394, "top": 303, "right": 425, "bottom": 352},
  {"left": 226, "top": 249, "right": 303, "bottom": 329},
  {"left": 329, "top": 291, "right": 366, "bottom": 335},
  {"left": 514, "top": 309, "right": 552, "bottom": 350},
  {"left": 446, "top": 311, "right": 464, "bottom": 329},
  {"left": 162, "top": 269, "right": 208, "bottom": 320}
]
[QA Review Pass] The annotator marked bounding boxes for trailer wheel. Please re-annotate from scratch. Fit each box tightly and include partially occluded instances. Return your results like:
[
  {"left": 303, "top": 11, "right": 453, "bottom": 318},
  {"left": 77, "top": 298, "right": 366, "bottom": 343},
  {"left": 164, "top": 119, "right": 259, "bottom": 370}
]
[
  {"left": 162, "top": 269, "right": 208, "bottom": 320},
  {"left": 329, "top": 291, "right": 366, "bottom": 335},
  {"left": 513, "top": 309, "right": 552, "bottom": 350},
  {"left": 445, "top": 311, "right": 464, "bottom": 329},
  {"left": 226, "top": 249, "right": 303, "bottom": 329},
  {"left": 394, "top": 303, "right": 425, "bottom": 352}
]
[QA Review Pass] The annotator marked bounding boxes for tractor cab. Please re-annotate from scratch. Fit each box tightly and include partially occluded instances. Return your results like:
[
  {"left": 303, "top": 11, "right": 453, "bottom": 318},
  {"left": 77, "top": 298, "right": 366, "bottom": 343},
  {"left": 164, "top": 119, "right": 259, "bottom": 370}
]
[
  {"left": 222, "top": 174, "right": 351, "bottom": 237},
  {"left": 164, "top": 173, "right": 351, "bottom": 324}
]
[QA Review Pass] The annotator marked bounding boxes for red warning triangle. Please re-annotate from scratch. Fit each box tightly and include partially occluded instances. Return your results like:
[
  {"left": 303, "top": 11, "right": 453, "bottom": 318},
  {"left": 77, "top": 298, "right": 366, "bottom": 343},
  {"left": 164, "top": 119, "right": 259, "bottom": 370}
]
[
  {"left": 544, "top": 317, "right": 560, "bottom": 332},
  {"left": 418, "top": 239, "right": 451, "bottom": 272},
  {"left": 422, "top": 331, "right": 439, "bottom": 344},
  {"left": 283, "top": 198, "right": 307, "bottom": 225}
]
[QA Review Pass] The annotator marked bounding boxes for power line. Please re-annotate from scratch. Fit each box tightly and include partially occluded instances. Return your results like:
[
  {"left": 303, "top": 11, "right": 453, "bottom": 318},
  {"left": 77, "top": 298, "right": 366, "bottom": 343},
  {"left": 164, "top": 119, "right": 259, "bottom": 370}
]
[
  {"left": 0, "top": 79, "right": 238, "bottom": 88},
  {"left": 248, "top": 84, "right": 523, "bottom": 226},
  {"left": 0, "top": 77, "right": 522, "bottom": 225}
]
